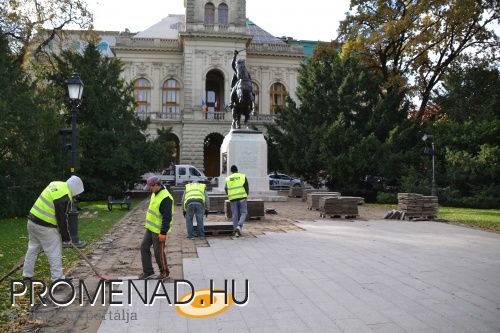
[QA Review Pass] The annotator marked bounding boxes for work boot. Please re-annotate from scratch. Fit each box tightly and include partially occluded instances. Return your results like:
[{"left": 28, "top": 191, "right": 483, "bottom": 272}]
[
  {"left": 138, "top": 272, "right": 155, "bottom": 280},
  {"left": 155, "top": 273, "right": 169, "bottom": 280},
  {"left": 61, "top": 276, "right": 73, "bottom": 283}
]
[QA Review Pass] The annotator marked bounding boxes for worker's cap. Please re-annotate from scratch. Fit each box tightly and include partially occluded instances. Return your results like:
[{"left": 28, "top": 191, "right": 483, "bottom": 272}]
[
  {"left": 144, "top": 176, "right": 160, "bottom": 191},
  {"left": 67, "top": 176, "right": 84, "bottom": 196},
  {"left": 230, "top": 165, "right": 238, "bottom": 172}
]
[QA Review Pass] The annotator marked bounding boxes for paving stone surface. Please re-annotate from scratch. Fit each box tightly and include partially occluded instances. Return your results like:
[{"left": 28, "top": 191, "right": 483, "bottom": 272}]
[{"left": 97, "top": 219, "right": 500, "bottom": 333}]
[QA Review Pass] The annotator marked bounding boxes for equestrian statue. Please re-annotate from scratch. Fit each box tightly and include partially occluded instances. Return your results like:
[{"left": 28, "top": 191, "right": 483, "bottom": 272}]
[{"left": 229, "top": 49, "right": 256, "bottom": 129}]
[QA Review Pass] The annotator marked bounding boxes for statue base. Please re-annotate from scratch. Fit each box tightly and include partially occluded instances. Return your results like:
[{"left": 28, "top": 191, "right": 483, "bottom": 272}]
[{"left": 215, "top": 129, "right": 286, "bottom": 202}]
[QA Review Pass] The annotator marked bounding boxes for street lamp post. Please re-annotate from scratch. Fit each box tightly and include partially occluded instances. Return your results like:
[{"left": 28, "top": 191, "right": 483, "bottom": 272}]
[
  {"left": 66, "top": 69, "right": 86, "bottom": 248},
  {"left": 58, "top": 128, "right": 72, "bottom": 180},
  {"left": 422, "top": 134, "right": 437, "bottom": 197}
]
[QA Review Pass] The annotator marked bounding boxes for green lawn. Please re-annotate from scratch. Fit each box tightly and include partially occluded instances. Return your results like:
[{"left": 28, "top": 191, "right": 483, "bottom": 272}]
[
  {"left": 0, "top": 198, "right": 145, "bottom": 330},
  {"left": 366, "top": 204, "right": 500, "bottom": 231},
  {"left": 437, "top": 207, "right": 500, "bottom": 231}
]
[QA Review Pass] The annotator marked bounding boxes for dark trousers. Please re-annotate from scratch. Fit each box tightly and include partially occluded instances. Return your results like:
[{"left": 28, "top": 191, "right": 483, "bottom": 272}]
[{"left": 140, "top": 229, "right": 169, "bottom": 276}]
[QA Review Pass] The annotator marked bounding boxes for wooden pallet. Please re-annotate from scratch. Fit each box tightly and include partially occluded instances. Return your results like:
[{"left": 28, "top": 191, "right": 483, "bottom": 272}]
[
  {"left": 248, "top": 216, "right": 265, "bottom": 220},
  {"left": 319, "top": 213, "right": 359, "bottom": 219},
  {"left": 194, "top": 222, "right": 233, "bottom": 235},
  {"left": 203, "top": 229, "right": 234, "bottom": 236},
  {"left": 405, "top": 215, "right": 436, "bottom": 221}
]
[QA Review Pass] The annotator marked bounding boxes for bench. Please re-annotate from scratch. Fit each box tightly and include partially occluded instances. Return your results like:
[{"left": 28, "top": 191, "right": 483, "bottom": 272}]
[{"left": 107, "top": 196, "right": 131, "bottom": 211}]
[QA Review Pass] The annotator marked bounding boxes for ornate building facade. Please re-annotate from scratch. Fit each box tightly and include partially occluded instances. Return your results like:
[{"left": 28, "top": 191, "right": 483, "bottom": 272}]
[{"left": 111, "top": 0, "right": 306, "bottom": 177}]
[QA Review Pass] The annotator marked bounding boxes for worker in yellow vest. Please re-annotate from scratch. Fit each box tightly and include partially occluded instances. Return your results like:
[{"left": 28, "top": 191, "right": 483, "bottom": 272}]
[
  {"left": 182, "top": 181, "right": 210, "bottom": 239},
  {"left": 139, "top": 176, "right": 173, "bottom": 280},
  {"left": 224, "top": 165, "right": 249, "bottom": 237},
  {"left": 23, "top": 175, "right": 84, "bottom": 282}
]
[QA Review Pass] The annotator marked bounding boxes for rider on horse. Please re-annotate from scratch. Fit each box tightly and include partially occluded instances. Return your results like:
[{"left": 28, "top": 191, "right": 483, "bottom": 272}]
[{"left": 229, "top": 50, "right": 256, "bottom": 129}]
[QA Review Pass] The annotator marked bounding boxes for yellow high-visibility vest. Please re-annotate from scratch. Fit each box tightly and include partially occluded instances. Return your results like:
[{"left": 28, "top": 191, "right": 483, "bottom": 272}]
[
  {"left": 183, "top": 183, "right": 206, "bottom": 210},
  {"left": 30, "top": 182, "right": 72, "bottom": 226},
  {"left": 226, "top": 173, "right": 247, "bottom": 201},
  {"left": 145, "top": 189, "right": 174, "bottom": 234}
]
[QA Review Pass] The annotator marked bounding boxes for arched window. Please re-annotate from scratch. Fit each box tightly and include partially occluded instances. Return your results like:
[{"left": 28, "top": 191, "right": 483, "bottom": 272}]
[
  {"left": 218, "top": 3, "right": 228, "bottom": 25},
  {"left": 97, "top": 41, "right": 109, "bottom": 51},
  {"left": 270, "top": 82, "right": 286, "bottom": 114},
  {"left": 252, "top": 82, "right": 260, "bottom": 113},
  {"left": 162, "top": 79, "right": 181, "bottom": 119},
  {"left": 134, "top": 78, "right": 151, "bottom": 115},
  {"left": 204, "top": 3, "right": 215, "bottom": 24}
]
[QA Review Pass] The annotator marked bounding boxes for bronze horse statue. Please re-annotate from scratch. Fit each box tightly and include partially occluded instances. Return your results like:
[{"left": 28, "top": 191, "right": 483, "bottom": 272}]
[{"left": 230, "top": 50, "right": 256, "bottom": 129}]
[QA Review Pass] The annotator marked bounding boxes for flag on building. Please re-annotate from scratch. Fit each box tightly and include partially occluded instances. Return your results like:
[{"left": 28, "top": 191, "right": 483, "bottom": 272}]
[{"left": 215, "top": 98, "right": 218, "bottom": 111}]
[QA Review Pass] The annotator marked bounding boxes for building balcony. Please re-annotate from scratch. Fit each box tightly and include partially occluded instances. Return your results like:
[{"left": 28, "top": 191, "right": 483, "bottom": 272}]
[
  {"left": 201, "top": 110, "right": 278, "bottom": 124},
  {"left": 136, "top": 110, "right": 278, "bottom": 125},
  {"left": 136, "top": 111, "right": 182, "bottom": 121}
]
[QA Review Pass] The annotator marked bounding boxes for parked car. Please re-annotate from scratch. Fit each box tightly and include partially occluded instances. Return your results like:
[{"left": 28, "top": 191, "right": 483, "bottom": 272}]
[{"left": 268, "top": 173, "right": 303, "bottom": 189}]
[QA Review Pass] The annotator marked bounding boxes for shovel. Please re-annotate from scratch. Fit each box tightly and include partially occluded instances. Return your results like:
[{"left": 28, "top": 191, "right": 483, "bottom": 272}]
[{"left": 70, "top": 243, "right": 112, "bottom": 281}]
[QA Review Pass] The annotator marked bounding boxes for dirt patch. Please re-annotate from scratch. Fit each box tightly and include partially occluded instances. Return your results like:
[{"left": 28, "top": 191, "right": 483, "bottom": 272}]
[{"left": 20, "top": 194, "right": 388, "bottom": 332}]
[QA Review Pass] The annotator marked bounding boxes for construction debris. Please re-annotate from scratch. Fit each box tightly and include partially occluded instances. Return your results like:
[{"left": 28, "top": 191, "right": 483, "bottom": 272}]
[
  {"left": 265, "top": 208, "right": 277, "bottom": 214},
  {"left": 79, "top": 211, "right": 98, "bottom": 218}
]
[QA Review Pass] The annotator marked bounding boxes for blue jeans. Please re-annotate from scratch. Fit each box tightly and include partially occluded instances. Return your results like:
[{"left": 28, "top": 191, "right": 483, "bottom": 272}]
[
  {"left": 230, "top": 199, "right": 247, "bottom": 230},
  {"left": 186, "top": 202, "right": 205, "bottom": 237}
]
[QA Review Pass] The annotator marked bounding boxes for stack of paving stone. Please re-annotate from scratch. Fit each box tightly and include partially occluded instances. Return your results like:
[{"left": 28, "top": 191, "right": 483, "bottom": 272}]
[
  {"left": 306, "top": 192, "right": 341, "bottom": 210},
  {"left": 385, "top": 193, "right": 439, "bottom": 220},
  {"left": 422, "top": 196, "right": 439, "bottom": 217},
  {"left": 207, "top": 194, "right": 228, "bottom": 213},
  {"left": 397, "top": 193, "right": 423, "bottom": 217},
  {"left": 205, "top": 183, "right": 217, "bottom": 191},
  {"left": 224, "top": 199, "right": 265, "bottom": 221},
  {"left": 301, "top": 189, "right": 328, "bottom": 202},
  {"left": 398, "top": 193, "right": 438, "bottom": 219},
  {"left": 319, "top": 196, "right": 359, "bottom": 217},
  {"left": 170, "top": 185, "right": 185, "bottom": 191},
  {"left": 354, "top": 197, "right": 365, "bottom": 205},
  {"left": 171, "top": 189, "right": 185, "bottom": 206},
  {"left": 289, "top": 186, "right": 311, "bottom": 198}
]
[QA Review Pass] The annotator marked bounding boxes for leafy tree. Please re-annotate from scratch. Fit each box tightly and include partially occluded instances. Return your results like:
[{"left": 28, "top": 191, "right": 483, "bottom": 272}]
[
  {"left": 44, "top": 42, "right": 169, "bottom": 200},
  {"left": 1, "top": 0, "right": 93, "bottom": 65},
  {"left": 0, "top": 33, "right": 61, "bottom": 217},
  {"left": 337, "top": 0, "right": 500, "bottom": 118}
]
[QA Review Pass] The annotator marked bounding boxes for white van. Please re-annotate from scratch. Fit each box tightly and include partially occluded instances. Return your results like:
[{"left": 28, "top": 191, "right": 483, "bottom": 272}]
[{"left": 142, "top": 165, "right": 208, "bottom": 186}]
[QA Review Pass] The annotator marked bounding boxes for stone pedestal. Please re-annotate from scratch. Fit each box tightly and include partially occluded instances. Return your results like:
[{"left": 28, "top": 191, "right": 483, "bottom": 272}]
[{"left": 213, "top": 129, "right": 286, "bottom": 201}]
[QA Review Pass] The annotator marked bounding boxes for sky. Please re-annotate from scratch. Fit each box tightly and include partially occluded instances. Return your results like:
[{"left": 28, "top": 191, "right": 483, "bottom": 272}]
[{"left": 86, "top": 0, "right": 352, "bottom": 41}]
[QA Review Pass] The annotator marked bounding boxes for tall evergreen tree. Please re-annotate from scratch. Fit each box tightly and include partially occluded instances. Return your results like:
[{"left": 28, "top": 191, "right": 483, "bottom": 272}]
[
  {"left": 0, "top": 33, "right": 61, "bottom": 217},
  {"left": 45, "top": 42, "right": 168, "bottom": 199},
  {"left": 430, "top": 63, "right": 500, "bottom": 206},
  {"left": 266, "top": 44, "right": 409, "bottom": 192}
]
